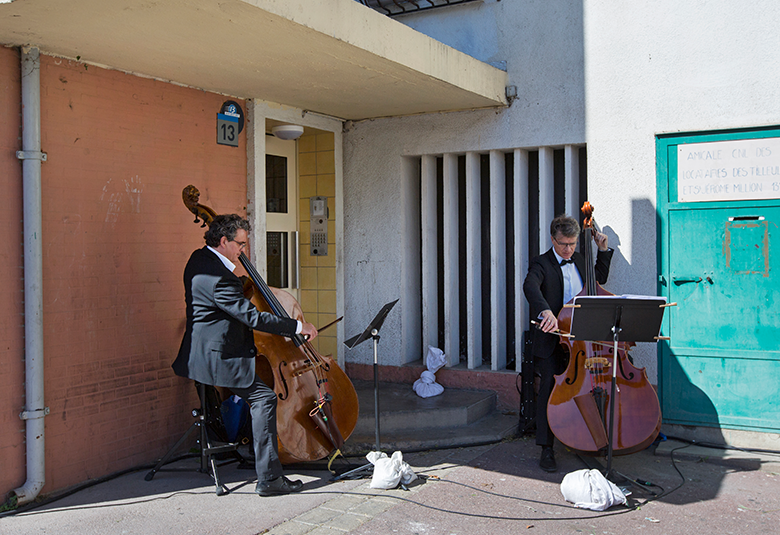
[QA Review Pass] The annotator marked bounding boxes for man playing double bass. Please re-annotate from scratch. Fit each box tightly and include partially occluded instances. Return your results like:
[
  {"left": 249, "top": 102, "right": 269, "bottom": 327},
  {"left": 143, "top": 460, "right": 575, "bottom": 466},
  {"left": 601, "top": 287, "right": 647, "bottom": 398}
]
[
  {"left": 172, "top": 214, "right": 318, "bottom": 496},
  {"left": 522, "top": 215, "right": 613, "bottom": 472}
]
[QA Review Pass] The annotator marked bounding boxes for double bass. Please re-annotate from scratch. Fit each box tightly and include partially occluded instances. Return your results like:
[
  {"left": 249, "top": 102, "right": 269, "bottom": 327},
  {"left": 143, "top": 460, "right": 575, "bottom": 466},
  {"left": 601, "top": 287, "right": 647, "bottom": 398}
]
[
  {"left": 547, "top": 202, "right": 662, "bottom": 455},
  {"left": 182, "top": 185, "right": 358, "bottom": 466}
]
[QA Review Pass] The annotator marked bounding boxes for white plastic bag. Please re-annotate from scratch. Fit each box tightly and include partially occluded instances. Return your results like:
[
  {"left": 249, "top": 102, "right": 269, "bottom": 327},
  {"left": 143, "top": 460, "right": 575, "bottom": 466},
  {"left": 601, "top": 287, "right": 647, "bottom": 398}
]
[
  {"left": 424, "top": 346, "right": 446, "bottom": 373},
  {"left": 413, "top": 370, "right": 444, "bottom": 398},
  {"left": 366, "top": 451, "right": 417, "bottom": 489},
  {"left": 560, "top": 469, "right": 626, "bottom": 511},
  {"left": 413, "top": 346, "right": 446, "bottom": 398}
]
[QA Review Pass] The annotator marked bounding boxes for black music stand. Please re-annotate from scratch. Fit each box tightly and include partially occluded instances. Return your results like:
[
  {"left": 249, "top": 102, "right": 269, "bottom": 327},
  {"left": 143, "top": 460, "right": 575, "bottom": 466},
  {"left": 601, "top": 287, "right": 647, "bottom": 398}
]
[
  {"left": 332, "top": 299, "right": 398, "bottom": 481},
  {"left": 569, "top": 295, "right": 666, "bottom": 480}
]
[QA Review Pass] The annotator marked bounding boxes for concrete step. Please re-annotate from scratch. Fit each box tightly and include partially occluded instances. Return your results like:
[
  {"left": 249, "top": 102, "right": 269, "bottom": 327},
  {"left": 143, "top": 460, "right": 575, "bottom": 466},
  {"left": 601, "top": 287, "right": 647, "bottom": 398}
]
[
  {"left": 351, "top": 380, "right": 496, "bottom": 434},
  {"left": 341, "top": 380, "right": 519, "bottom": 456}
]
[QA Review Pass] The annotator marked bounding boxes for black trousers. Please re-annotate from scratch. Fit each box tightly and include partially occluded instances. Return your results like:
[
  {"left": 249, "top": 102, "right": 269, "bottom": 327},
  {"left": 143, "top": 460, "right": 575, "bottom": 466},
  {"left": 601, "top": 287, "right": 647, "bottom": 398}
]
[
  {"left": 534, "top": 346, "right": 568, "bottom": 447},
  {"left": 230, "top": 375, "right": 283, "bottom": 482}
]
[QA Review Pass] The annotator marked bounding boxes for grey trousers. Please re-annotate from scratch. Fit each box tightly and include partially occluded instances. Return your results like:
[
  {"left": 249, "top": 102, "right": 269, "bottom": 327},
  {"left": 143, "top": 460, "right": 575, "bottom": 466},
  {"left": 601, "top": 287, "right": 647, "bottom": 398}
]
[{"left": 230, "top": 375, "right": 283, "bottom": 482}]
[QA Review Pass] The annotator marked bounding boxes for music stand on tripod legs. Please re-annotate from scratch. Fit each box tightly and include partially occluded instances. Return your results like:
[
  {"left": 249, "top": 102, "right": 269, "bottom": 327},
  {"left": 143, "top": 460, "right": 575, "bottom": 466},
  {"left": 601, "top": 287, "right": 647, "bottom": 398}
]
[
  {"left": 332, "top": 299, "right": 398, "bottom": 481},
  {"left": 568, "top": 295, "right": 668, "bottom": 482}
]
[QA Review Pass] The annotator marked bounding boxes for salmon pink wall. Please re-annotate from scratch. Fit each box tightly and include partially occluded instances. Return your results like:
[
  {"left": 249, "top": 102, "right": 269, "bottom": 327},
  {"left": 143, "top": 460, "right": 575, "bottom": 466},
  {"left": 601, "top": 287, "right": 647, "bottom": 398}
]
[
  {"left": 0, "top": 46, "right": 25, "bottom": 497},
  {"left": 0, "top": 49, "right": 250, "bottom": 495}
]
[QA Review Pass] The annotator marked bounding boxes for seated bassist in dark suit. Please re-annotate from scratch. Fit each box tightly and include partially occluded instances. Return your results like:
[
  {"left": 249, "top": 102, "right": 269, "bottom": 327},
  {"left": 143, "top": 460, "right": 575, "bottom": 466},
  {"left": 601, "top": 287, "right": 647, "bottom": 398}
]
[{"left": 172, "top": 214, "right": 318, "bottom": 496}]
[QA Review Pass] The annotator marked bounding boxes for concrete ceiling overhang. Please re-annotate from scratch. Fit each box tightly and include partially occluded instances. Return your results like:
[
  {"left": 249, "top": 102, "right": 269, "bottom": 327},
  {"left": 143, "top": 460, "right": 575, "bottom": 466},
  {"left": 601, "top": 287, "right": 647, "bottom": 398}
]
[{"left": 0, "top": 0, "right": 508, "bottom": 121}]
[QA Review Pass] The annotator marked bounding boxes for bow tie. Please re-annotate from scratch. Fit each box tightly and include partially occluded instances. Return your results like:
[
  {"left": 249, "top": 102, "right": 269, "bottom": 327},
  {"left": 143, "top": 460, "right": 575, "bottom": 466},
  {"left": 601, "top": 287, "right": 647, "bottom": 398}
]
[{"left": 560, "top": 258, "right": 574, "bottom": 266}]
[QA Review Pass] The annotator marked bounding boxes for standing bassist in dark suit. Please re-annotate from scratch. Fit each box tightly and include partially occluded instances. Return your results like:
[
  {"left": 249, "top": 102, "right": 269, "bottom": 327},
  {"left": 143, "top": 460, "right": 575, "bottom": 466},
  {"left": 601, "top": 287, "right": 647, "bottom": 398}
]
[
  {"left": 172, "top": 214, "right": 318, "bottom": 496},
  {"left": 522, "top": 215, "right": 613, "bottom": 472}
]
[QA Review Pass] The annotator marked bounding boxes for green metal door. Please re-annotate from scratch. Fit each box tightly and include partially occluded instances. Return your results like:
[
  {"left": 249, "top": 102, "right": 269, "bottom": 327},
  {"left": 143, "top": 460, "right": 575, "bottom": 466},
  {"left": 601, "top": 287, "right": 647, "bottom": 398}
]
[{"left": 657, "top": 128, "right": 780, "bottom": 432}]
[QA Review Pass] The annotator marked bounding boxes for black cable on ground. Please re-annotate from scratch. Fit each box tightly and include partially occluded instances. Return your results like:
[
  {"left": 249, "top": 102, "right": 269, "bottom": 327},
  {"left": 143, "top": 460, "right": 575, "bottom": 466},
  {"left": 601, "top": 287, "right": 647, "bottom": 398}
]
[
  {"left": 304, "top": 487, "right": 643, "bottom": 522},
  {"left": 0, "top": 453, "right": 198, "bottom": 517},
  {"left": 600, "top": 431, "right": 779, "bottom": 505},
  {"left": 637, "top": 434, "right": 780, "bottom": 504},
  {"left": 2, "top": 441, "right": 704, "bottom": 525},
  {"left": 8, "top": 434, "right": 757, "bottom": 520},
  {"left": 0, "top": 436, "right": 511, "bottom": 515},
  {"left": 6, "top": 475, "right": 645, "bottom": 523},
  {"left": 663, "top": 434, "right": 780, "bottom": 456},
  {"left": 636, "top": 441, "right": 691, "bottom": 503}
]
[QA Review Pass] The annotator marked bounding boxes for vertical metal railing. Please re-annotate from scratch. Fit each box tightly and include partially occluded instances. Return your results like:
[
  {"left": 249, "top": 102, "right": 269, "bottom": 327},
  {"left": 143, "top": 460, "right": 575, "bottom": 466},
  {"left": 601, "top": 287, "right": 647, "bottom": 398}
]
[{"left": 413, "top": 145, "right": 585, "bottom": 372}]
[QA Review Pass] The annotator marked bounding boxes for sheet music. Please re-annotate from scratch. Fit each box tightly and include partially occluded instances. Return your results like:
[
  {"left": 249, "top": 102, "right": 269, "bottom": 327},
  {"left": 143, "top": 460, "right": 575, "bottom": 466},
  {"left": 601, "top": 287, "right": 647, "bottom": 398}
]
[
  {"left": 621, "top": 294, "right": 667, "bottom": 302},
  {"left": 574, "top": 294, "right": 666, "bottom": 302},
  {"left": 569, "top": 294, "right": 668, "bottom": 343}
]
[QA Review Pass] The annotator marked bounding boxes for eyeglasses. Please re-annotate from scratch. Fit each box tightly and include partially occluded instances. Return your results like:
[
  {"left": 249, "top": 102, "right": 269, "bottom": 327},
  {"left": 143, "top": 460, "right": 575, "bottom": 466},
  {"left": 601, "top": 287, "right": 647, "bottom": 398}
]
[
  {"left": 231, "top": 240, "right": 247, "bottom": 249},
  {"left": 553, "top": 238, "right": 578, "bottom": 249}
]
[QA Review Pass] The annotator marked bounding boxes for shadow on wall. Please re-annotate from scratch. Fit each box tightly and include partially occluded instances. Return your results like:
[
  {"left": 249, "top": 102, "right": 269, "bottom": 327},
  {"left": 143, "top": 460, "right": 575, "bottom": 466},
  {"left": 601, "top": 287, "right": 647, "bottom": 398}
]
[
  {"left": 597, "top": 199, "right": 659, "bottom": 303},
  {"left": 584, "top": 199, "right": 731, "bottom": 503},
  {"left": 658, "top": 351, "right": 730, "bottom": 505}
]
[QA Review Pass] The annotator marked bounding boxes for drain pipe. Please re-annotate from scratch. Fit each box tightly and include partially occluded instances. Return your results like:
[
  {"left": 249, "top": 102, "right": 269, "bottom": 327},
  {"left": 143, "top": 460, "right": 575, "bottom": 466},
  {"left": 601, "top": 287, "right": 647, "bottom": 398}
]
[{"left": 11, "top": 46, "right": 48, "bottom": 507}]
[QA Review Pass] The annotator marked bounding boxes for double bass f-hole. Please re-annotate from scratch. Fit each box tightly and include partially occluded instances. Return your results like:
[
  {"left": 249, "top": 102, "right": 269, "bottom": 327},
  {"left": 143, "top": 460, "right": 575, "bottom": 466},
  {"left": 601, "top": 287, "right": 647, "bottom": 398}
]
[
  {"left": 617, "top": 354, "right": 635, "bottom": 381},
  {"left": 277, "top": 360, "right": 289, "bottom": 400},
  {"left": 564, "top": 349, "right": 586, "bottom": 386}
]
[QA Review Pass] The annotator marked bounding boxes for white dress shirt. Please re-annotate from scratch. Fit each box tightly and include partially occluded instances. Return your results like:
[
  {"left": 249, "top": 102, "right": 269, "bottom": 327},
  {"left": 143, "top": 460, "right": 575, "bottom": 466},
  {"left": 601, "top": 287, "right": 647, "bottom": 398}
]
[{"left": 552, "top": 249, "right": 584, "bottom": 305}]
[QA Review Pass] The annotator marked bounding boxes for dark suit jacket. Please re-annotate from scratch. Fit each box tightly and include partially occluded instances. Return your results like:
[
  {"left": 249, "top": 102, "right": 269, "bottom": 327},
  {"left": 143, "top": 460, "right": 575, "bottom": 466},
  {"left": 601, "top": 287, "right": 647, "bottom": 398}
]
[
  {"left": 522, "top": 247, "right": 613, "bottom": 359},
  {"left": 172, "top": 247, "right": 298, "bottom": 389}
]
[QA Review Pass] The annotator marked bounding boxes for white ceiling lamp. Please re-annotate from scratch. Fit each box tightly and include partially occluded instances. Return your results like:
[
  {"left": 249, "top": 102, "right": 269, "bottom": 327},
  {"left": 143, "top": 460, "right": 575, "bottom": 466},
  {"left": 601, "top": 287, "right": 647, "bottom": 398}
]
[{"left": 271, "top": 124, "right": 304, "bottom": 140}]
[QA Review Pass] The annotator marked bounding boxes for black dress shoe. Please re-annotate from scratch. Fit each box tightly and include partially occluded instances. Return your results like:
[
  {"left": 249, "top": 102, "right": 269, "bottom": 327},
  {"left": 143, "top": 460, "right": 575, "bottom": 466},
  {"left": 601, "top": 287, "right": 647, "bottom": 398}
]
[
  {"left": 539, "top": 446, "right": 557, "bottom": 472},
  {"left": 255, "top": 476, "right": 303, "bottom": 496}
]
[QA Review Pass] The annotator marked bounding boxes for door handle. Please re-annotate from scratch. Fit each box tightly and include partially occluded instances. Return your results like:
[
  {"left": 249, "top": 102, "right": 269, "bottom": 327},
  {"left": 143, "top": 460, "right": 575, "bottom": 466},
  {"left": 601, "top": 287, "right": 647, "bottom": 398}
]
[
  {"left": 672, "top": 277, "right": 702, "bottom": 285},
  {"left": 290, "top": 231, "right": 299, "bottom": 290}
]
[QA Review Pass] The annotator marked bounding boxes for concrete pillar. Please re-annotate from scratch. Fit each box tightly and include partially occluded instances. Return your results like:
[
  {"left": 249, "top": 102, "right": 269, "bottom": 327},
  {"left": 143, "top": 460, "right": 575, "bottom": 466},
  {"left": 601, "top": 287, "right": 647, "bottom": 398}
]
[
  {"left": 465, "top": 152, "right": 482, "bottom": 369},
  {"left": 538, "top": 146, "right": 555, "bottom": 251},
  {"left": 565, "top": 144, "right": 580, "bottom": 221},
  {"left": 401, "top": 156, "right": 422, "bottom": 366},
  {"left": 513, "top": 149, "right": 530, "bottom": 372},
  {"left": 420, "top": 155, "right": 438, "bottom": 351},
  {"left": 489, "top": 150, "right": 506, "bottom": 370},
  {"left": 442, "top": 154, "right": 459, "bottom": 366}
]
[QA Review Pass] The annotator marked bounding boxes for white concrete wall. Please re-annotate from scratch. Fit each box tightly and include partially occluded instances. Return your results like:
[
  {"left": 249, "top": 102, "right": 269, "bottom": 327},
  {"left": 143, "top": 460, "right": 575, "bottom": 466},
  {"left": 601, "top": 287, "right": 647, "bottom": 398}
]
[
  {"left": 582, "top": 0, "right": 780, "bottom": 379},
  {"left": 342, "top": 0, "right": 586, "bottom": 366},
  {"left": 343, "top": 0, "right": 780, "bottom": 378}
]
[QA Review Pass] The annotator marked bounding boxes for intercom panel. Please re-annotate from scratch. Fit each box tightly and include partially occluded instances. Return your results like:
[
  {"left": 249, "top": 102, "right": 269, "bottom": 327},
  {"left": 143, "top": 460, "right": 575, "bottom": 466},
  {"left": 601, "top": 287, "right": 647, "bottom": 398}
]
[{"left": 310, "top": 196, "right": 328, "bottom": 256}]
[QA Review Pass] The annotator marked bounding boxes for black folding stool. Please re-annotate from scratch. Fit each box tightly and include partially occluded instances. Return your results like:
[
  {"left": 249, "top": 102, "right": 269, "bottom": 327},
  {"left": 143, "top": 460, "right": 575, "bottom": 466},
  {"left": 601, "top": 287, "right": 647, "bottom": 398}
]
[{"left": 145, "top": 382, "right": 247, "bottom": 496}]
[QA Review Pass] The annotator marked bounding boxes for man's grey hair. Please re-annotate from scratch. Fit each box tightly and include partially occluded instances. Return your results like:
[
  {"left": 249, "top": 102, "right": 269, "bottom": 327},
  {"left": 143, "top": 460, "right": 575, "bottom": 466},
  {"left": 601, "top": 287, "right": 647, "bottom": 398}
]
[
  {"left": 204, "top": 214, "right": 250, "bottom": 247},
  {"left": 550, "top": 214, "right": 580, "bottom": 238}
]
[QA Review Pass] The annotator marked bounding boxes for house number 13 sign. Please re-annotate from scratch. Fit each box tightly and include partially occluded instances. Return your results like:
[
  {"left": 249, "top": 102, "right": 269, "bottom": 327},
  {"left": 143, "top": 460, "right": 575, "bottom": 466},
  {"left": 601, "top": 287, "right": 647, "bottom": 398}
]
[{"left": 217, "top": 101, "right": 244, "bottom": 147}]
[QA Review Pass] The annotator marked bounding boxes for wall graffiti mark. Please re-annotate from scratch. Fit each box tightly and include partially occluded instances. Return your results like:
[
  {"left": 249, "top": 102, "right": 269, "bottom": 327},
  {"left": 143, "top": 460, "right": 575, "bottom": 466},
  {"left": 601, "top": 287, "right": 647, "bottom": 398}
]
[{"left": 100, "top": 175, "right": 144, "bottom": 225}]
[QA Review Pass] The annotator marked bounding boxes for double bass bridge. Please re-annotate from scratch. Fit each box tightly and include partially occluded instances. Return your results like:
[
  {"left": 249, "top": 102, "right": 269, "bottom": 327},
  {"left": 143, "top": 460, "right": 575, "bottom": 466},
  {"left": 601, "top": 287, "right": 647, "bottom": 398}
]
[
  {"left": 584, "top": 356, "right": 611, "bottom": 373},
  {"left": 565, "top": 350, "right": 612, "bottom": 385}
]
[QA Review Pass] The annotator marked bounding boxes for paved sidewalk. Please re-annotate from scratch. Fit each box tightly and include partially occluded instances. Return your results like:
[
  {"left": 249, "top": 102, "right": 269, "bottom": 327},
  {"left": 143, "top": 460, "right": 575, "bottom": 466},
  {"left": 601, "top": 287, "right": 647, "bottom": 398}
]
[{"left": 2, "top": 436, "right": 779, "bottom": 535}]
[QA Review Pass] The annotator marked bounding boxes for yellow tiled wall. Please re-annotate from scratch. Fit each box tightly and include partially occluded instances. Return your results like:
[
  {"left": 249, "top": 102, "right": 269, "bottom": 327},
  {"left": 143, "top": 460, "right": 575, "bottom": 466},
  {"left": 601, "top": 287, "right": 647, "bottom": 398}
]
[{"left": 298, "top": 131, "right": 337, "bottom": 358}]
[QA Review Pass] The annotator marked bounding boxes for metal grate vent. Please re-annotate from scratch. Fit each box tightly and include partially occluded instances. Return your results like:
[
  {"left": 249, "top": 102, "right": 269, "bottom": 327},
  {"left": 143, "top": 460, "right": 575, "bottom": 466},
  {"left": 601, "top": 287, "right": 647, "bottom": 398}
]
[{"left": 357, "top": 0, "right": 481, "bottom": 17}]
